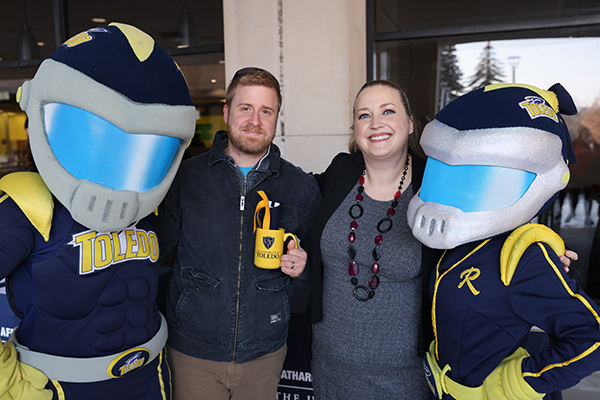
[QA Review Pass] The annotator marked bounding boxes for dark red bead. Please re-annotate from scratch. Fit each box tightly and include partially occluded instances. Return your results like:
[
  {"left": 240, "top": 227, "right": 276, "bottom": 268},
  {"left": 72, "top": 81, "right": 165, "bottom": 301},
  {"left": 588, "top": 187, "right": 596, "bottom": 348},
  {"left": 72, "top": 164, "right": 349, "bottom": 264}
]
[
  {"left": 368, "top": 275, "right": 380, "bottom": 289},
  {"left": 387, "top": 208, "right": 395, "bottom": 217},
  {"left": 356, "top": 193, "right": 364, "bottom": 202},
  {"left": 359, "top": 176, "right": 365, "bottom": 185},
  {"left": 375, "top": 235, "right": 383, "bottom": 245},
  {"left": 372, "top": 263, "right": 379, "bottom": 274},
  {"left": 348, "top": 261, "right": 358, "bottom": 276},
  {"left": 350, "top": 221, "right": 358, "bottom": 230},
  {"left": 394, "top": 190, "right": 401, "bottom": 199},
  {"left": 349, "top": 231, "right": 356, "bottom": 243}
]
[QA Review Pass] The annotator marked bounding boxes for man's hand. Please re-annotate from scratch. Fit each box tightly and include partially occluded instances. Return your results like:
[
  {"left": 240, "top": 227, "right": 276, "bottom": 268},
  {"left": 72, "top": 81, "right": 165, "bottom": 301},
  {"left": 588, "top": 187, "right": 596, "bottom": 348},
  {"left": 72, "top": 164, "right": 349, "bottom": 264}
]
[{"left": 280, "top": 240, "right": 306, "bottom": 278}]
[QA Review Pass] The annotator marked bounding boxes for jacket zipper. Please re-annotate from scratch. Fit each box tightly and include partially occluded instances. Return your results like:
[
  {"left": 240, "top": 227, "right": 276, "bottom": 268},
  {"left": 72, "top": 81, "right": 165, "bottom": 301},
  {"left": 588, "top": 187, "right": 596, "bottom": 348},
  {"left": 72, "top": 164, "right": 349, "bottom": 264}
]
[{"left": 231, "top": 166, "right": 272, "bottom": 362}]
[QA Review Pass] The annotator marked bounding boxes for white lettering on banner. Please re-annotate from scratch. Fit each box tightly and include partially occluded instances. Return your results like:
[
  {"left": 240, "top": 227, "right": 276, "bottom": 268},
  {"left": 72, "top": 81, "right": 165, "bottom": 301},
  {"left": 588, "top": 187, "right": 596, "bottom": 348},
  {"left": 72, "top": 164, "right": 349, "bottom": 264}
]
[
  {"left": 280, "top": 370, "right": 313, "bottom": 382},
  {"left": 276, "top": 394, "right": 313, "bottom": 400},
  {"left": 1, "top": 327, "right": 14, "bottom": 338}
]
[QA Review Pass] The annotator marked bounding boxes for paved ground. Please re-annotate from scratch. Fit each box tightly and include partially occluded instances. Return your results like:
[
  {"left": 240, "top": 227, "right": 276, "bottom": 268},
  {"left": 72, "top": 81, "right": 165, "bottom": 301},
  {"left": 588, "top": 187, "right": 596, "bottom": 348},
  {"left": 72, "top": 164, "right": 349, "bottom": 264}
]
[
  {"left": 553, "top": 196, "right": 600, "bottom": 398},
  {"left": 562, "top": 371, "right": 600, "bottom": 399}
]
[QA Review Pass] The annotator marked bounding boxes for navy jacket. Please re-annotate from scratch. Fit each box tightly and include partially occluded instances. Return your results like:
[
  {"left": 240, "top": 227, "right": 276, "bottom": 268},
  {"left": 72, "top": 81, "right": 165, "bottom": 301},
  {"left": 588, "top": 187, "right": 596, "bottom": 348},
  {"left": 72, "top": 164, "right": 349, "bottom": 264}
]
[
  {"left": 432, "top": 232, "right": 600, "bottom": 396},
  {"left": 155, "top": 130, "right": 321, "bottom": 363}
]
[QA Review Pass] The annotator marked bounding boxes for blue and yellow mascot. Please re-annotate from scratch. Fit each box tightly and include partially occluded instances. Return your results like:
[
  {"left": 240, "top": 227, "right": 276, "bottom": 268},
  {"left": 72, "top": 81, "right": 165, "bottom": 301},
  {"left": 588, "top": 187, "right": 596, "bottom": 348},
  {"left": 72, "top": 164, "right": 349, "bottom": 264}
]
[
  {"left": 0, "top": 23, "right": 195, "bottom": 399},
  {"left": 408, "top": 83, "right": 600, "bottom": 399}
]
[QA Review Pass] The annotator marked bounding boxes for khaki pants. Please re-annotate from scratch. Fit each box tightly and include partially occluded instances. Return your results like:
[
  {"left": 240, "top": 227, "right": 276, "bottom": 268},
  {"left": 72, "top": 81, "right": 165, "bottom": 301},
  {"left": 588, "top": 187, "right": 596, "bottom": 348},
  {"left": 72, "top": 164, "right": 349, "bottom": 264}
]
[{"left": 167, "top": 344, "right": 287, "bottom": 400}]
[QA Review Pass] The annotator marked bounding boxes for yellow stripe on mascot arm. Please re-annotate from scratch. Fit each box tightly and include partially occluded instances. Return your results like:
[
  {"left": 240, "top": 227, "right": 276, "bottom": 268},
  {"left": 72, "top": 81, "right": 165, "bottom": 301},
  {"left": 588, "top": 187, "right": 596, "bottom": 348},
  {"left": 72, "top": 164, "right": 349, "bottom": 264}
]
[{"left": 0, "top": 172, "right": 54, "bottom": 242}]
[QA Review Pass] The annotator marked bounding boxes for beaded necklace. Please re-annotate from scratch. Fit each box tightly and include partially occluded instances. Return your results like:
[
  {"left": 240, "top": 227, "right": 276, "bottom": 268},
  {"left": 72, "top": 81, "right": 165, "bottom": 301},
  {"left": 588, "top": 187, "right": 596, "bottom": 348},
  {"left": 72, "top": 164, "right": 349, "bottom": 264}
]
[{"left": 347, "top": 155, "right": 410, "bottom": 301}]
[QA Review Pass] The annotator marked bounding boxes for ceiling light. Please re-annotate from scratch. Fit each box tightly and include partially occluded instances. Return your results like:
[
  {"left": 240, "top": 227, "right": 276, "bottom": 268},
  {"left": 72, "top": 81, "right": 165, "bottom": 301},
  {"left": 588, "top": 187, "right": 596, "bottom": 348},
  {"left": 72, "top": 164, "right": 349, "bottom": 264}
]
[
  {"left": 175, "top": 1, "right": 199, "bottom": 48},
  {"left": 16, "top": 0, "right": 39, "bottom": 61},
  {"left": 211, "top": 79, "right": 217, "bottom": 84},
  {"left": 37, "top": 42, "right": 45, "bottom": 47},
  {"left": 17, "top": 20, "right": 40, "bottom": 61},
  {"left": 92, "top": 18, "right": 107, "bottom": 23}
]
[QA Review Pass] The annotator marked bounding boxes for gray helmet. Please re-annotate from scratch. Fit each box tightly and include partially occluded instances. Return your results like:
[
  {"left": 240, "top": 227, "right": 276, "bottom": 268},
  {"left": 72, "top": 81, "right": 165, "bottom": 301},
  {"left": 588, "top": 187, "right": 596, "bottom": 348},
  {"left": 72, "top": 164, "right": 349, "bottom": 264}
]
[
  {"left": 19, "top": 23, "right": 196, "bottom": 232},
  {"left": 408, "top": 83, "right": 577, "bottom": 249}
]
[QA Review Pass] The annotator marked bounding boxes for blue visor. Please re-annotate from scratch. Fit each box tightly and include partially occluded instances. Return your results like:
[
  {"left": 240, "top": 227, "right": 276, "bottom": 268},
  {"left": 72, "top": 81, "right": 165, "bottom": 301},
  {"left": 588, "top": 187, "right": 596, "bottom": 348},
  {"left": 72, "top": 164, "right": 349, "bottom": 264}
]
[
  {"left": 44, "top": 103, "right": 181, "bottom": 192},
  {"left": 419, "top": 158, "right": 536, "bottom": 212}
]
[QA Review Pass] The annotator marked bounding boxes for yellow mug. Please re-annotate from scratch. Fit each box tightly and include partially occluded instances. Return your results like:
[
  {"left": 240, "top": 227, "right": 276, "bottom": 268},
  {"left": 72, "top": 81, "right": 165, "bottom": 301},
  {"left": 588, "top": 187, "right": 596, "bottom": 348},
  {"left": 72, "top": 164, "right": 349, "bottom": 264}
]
[{"left": 254, "top": 227, "right": 298, "bottom": 269}]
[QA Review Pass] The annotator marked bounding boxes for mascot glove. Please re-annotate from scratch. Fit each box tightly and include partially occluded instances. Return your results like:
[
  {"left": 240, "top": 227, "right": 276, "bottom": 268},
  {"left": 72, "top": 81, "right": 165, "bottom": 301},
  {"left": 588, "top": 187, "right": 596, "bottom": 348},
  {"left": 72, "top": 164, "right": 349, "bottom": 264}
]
[
  {"left": 424, "top": 341, "right": 452, "bottom": 399},
  {"left": 482, "top": 350, "right": 544, "bottom": 400},
  {"left": 0, "top": 341, "right": 51, "bottom": 400}
]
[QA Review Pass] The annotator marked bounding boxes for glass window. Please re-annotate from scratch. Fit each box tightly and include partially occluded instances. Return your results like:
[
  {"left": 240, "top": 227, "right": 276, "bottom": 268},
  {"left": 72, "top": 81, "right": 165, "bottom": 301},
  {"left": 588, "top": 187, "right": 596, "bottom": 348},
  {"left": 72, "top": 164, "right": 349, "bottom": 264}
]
[
  {"left": 370, "top": 1, "right": 600, "bottom": 305},
  {"left": 375, "top": 0, "right": 600, "bottom": 33}
]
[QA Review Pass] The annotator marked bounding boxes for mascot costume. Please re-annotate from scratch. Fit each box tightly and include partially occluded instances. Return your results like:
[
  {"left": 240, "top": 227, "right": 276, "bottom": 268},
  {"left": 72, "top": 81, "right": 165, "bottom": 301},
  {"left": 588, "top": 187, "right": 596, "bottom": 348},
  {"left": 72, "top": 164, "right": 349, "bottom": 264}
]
[
  {"left": 0, "top": 23, "right": 195, "bottom": 399},
  {"left": 407, "top": 83, "right": 600, "bottom": 399}
]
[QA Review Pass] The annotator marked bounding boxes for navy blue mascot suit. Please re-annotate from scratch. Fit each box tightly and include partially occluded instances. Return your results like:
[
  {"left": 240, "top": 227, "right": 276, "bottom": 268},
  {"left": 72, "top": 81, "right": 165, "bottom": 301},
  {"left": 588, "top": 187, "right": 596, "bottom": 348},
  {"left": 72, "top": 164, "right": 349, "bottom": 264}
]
[
  {"left": 0, "top": 23, "right": 195, "bottom": 399},
  {"left": 408, "top": 83, "right": 600, "bottom": 400}
]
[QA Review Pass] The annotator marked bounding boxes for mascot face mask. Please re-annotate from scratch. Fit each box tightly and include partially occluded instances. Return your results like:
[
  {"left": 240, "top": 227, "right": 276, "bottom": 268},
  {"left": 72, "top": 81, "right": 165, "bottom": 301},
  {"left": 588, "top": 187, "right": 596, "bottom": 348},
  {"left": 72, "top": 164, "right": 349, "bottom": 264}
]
[
  {"left": 18, "top": 23, "right": 196, "bottom": 232},
  {"left": 407, "top": 83, "right": 577, "bottom": 249}
]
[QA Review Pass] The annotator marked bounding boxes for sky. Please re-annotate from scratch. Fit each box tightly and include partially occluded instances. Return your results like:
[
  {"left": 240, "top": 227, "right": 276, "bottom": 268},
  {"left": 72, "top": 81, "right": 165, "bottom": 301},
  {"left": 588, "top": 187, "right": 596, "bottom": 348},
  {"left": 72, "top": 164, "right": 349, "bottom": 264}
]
[{"left": 455, "top": 37, "right": 600, "bottom": 109}]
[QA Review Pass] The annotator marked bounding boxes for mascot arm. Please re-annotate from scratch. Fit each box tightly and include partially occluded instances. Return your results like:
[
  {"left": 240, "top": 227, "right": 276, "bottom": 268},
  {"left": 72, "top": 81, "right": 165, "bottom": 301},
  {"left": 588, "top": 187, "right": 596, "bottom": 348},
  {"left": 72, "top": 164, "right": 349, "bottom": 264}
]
[
  {"left": 0, "top": 173, "right": 53, "bottom": 242},
  {"left": 0, "top": 172, "right": 54, "bottom": 278},
  {"left": 481, "top": 348, "right": 544, "bottom": 400},
  {"left": 0, "top": 341, "right": 51, "bottom": 400},
  {"left": 0, "top": 173, "right": 53, "bottom": 398},
  {"left": 507, "top": 240, "right": 600, "bottom": 394},
  {"left": 0, "top": 196, "right": 38, "bottom": 280}
]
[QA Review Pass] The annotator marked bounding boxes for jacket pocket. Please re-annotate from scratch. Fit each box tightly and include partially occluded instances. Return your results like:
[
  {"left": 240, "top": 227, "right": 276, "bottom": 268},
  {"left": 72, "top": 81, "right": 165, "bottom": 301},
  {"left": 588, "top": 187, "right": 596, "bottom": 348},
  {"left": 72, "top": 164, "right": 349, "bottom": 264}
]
[
  {"left": 180, "top": 266, "right": 222, "bottom": 290},
  {"left": 170, "top": 267, "right": 226, "bottom": 345},
  {"left": 248, "top": 274, "right": 292, "bottom": 345},
  {"left": 277, "top": 206, "right": 296, "bottom": 227},
  {"left": 255, "top": 274, "right": 291, "bottom": 292}
]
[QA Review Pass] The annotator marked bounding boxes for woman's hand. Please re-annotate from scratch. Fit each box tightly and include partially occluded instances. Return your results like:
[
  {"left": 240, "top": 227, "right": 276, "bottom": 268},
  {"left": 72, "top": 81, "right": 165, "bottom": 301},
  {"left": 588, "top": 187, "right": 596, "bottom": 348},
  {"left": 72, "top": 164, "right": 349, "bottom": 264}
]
[{"left": 560, "top": 249, "right": 579, "bottom": 273}]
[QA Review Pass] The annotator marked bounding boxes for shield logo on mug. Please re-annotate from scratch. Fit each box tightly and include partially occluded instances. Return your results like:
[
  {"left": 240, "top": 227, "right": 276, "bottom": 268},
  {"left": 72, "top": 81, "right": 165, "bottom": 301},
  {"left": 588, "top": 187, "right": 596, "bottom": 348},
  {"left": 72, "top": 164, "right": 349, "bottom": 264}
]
[{"left": 263, "top": 236, "right": 275, "bottom": 249}]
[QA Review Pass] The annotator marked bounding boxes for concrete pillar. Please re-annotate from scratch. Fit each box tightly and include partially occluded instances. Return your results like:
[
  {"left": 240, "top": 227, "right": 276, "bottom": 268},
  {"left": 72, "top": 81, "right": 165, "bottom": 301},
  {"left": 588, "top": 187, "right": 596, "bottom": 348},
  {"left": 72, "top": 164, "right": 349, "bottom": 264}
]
[{"left": 223, "top": 0, "right": 366, "bottom": 174}]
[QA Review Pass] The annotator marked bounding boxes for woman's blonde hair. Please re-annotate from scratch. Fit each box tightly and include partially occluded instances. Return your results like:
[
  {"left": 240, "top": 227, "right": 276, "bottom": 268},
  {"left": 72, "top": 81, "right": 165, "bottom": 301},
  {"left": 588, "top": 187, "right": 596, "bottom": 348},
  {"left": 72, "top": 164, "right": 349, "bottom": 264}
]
[{"left": 348, "top": 80, "right": 420, "bottom": 154}]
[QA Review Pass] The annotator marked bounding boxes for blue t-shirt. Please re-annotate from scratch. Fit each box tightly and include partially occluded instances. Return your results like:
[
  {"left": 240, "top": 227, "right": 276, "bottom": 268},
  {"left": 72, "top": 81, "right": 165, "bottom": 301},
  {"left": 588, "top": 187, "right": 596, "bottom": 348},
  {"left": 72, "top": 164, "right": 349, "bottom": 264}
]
[{"left": 238, "top": 166, "right": 253, "bottom": 176}]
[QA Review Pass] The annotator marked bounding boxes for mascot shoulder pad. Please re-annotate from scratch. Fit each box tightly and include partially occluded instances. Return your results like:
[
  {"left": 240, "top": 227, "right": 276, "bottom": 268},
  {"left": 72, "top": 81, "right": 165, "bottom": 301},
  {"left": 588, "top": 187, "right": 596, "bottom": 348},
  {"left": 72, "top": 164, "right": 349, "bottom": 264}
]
[
  {"left": 0, "top": 172, "right": 53, "bottom": 241},
  {"left": 500, "top": 223, "right": 565, "bottom": 286}
]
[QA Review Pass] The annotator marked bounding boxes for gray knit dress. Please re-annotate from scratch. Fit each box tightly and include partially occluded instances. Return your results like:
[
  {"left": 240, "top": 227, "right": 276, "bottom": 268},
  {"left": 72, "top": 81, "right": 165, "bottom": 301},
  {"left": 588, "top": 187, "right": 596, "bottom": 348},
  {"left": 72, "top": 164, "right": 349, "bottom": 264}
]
[{"left": 311, "top": 181, "right": 428, "bottom": 399}]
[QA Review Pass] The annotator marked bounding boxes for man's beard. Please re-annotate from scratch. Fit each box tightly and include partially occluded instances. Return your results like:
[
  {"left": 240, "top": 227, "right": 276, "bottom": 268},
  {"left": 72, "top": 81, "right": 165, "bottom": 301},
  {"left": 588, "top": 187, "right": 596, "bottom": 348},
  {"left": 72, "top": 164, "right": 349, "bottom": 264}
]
[{"left": 227, "top": 124, "right": 273, "bottom": 155}]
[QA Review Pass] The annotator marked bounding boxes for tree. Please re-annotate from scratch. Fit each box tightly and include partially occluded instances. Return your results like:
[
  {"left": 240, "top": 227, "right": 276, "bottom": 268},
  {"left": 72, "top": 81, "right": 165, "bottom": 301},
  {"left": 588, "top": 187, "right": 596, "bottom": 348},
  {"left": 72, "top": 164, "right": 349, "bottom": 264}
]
[
  {"left": 580, "top": 102, "right": 600, "bottom": 143},
  {"left": 439, "top": 45, "right": 464, "bottom": 107},
  {"left": 465, "top": 41, "right": 505, "bottom": 91}
]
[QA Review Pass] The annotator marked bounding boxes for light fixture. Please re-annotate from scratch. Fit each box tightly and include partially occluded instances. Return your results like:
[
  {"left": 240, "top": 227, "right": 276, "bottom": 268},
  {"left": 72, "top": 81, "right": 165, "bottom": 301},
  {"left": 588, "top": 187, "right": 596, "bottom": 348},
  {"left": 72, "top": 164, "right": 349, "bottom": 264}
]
[
  {"left": 211, "top": 79, "right": 217, "bottom": 84},
  {"left": 175, "top": 1, "right": 199, "bottom": 48},
  {"left": 16, "top": 0, "right": 40, "bottom": 61},
  {"left": 507, "top": 56, "right": 521, "bottom": 83},
  {"left": 92, "top": 18, "right": 107, "bottom": 24}
]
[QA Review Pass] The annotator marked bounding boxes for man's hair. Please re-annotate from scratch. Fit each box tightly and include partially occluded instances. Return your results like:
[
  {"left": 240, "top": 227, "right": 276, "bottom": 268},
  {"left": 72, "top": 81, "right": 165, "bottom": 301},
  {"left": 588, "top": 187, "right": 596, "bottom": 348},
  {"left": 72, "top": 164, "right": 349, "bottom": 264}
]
[{"left": 225, "top": 67, "right": 282, "bottom": 113}]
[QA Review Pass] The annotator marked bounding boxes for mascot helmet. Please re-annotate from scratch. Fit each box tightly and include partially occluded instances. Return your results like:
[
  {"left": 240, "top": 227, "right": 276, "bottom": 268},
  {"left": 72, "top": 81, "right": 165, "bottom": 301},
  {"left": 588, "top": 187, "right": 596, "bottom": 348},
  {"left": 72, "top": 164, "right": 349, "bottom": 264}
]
[
  {"left": 407, "top": 83, "right": 577, "bottom": 249},
  {"left": 18, "top": 23, "right": 196, "bottom": 232}
]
